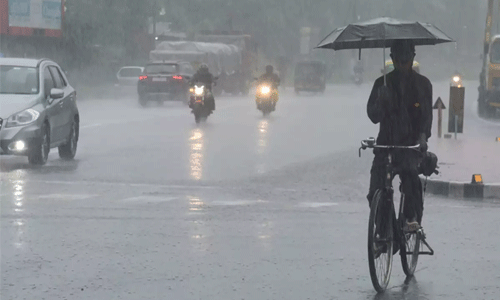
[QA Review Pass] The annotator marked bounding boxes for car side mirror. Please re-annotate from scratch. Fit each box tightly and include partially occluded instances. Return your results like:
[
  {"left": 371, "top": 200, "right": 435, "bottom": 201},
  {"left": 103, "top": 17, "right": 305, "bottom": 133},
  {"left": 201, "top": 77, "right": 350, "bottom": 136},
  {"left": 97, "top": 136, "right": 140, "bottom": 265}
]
[{"left": 50, "top": 88, "right": 64, "bottom": 100}]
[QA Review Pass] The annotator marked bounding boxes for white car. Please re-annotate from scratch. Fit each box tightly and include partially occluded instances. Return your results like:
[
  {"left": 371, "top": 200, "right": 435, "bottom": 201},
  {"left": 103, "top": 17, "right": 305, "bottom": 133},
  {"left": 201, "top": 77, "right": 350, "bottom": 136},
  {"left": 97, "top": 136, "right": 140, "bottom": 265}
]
[
  {"left": 0, "top": 58, "right": 79, "bottom": 165},
  {"left": 116, "top": 66, "right": 144, "bottom": 87}
]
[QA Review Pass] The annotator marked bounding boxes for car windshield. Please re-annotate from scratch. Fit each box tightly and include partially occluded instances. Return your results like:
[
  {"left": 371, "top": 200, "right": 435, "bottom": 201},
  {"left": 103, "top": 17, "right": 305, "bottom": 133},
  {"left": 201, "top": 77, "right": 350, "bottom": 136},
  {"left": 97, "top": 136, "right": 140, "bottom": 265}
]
[
  {"left": 119, "top": 68, "right": 143, "bottom": 77},
  {"left": 145, "top": 64, "right": 178, "bottom": 74},
  {"left": 296, "top": 63, "right": 323, "bottom": 77},
  {"left": 491, "top": 42, "right": 500, "bottom": 64},
  {"left": 0, "top": 66, "right": 39, "bottom": 94}
]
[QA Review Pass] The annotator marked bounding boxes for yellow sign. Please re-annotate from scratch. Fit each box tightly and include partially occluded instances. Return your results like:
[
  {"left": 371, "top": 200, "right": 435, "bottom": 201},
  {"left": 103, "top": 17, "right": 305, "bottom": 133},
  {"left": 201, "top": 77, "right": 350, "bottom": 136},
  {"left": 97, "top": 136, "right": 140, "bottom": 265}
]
[{"left": 472, "top": 174, "right": 483, "bottom": 184}]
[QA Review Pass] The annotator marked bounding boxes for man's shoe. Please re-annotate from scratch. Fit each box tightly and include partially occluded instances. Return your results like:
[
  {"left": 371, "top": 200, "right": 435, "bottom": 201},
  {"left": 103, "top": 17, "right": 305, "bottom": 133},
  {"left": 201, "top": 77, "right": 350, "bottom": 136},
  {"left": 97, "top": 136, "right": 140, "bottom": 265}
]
[{"left": 404, "top": 219, "right": 422, "bottom": 232}]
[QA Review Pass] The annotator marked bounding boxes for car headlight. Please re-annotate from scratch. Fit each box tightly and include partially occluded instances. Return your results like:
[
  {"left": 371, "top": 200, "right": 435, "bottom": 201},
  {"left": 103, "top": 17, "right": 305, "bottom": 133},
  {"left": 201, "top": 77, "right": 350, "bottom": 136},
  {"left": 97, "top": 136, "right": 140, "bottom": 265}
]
[
  {"left": 6, "top": 108, "right": 40, "bottom": 128},
  {"left": 194, "top": 86, "right": 204, "bottom": 96},
  {"left": 260, "top": 86, "right": 271, "bottom": 95}
]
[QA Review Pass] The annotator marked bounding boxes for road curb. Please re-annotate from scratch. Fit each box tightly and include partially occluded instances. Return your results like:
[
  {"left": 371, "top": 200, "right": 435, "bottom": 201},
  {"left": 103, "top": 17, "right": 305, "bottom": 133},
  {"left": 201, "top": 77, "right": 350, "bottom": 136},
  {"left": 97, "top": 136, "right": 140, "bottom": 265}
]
[{"left": 420, "top": 177, "right": 500, "bottom": 199}]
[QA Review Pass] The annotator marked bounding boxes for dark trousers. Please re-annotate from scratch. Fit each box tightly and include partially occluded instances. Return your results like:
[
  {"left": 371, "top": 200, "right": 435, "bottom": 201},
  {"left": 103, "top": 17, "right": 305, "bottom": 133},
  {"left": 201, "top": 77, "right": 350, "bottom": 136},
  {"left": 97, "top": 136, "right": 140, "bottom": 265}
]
[{"left": 367, "top": 150, "right": 424, "bottom": 223}]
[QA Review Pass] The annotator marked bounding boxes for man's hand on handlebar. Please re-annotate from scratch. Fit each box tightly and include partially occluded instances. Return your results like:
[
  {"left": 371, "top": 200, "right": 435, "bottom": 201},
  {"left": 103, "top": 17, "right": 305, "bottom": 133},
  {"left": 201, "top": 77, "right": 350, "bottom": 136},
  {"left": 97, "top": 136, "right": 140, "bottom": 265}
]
[{"left": 418, "top": 134, "right": 428, "bottom": 153}]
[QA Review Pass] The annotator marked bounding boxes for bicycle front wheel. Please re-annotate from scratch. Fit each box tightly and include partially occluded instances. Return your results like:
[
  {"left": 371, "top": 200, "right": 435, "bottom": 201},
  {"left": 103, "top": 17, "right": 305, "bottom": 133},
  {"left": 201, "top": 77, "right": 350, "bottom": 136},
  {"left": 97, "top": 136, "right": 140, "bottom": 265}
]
[
  {"left": 400, "top": 209, "right": 421, "bottom": 276},
  {"left": 368, "top": 190, "right": 394, "bottom": 292}
]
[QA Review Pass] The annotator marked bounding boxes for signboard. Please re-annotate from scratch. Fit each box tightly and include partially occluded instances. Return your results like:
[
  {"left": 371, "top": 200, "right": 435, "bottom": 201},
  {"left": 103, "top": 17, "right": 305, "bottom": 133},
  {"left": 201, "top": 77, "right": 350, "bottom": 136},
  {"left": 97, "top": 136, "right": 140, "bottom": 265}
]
[
  {"left": 448, "top": 86, "right": 465, "bottom": 133},
  {"left": 300, "top": 27, "right": 311, "bottom": 55},
  {"left": 9, "top": 0, "right": 62, "bottom": 30}
]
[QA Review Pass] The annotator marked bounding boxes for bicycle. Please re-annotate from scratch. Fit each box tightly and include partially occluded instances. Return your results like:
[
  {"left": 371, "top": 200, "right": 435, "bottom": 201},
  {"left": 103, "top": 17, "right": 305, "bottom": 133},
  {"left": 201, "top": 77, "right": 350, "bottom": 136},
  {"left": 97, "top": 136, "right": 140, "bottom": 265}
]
[{"left": 359, "top": 137, "right": 435, "bottom": 293}]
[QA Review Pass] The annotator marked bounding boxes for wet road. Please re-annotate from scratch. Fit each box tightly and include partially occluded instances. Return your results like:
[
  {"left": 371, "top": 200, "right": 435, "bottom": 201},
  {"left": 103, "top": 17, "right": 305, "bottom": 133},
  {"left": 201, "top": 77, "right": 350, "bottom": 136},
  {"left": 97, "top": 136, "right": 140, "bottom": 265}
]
[{"left": 2, "top": 83, "right": 499, "bottom": 299}]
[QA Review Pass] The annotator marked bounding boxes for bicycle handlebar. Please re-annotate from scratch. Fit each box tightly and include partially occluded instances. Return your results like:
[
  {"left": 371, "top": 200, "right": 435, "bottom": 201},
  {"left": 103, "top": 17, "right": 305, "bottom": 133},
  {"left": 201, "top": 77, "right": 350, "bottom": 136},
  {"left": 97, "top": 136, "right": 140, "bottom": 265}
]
[{"left": 359, "top": 139, "right": 421, "bottom": 157}]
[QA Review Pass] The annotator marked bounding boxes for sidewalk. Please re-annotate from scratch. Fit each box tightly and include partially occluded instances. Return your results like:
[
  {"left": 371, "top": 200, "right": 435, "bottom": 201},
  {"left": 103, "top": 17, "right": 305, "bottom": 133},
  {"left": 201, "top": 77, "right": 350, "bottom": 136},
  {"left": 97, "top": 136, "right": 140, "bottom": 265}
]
[{"left": 422, "top": 80, "right": 500, "bottom": 199}]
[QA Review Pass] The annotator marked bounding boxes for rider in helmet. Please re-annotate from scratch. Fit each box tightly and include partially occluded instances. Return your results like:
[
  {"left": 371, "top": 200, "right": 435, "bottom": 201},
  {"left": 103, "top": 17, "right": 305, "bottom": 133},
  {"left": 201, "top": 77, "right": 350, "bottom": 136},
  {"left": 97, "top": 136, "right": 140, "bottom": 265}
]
[
  {"left": 190, "top": 63, "right": 216, "bottom": 110},
  {"left": 258, "top": 65, "right": 280, "bottom": 89}
]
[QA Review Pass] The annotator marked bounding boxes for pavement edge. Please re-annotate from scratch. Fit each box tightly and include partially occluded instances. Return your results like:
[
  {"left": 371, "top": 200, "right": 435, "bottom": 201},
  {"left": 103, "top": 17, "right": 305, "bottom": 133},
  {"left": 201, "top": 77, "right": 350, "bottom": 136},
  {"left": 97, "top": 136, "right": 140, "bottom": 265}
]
[{"left": 420, "top": 177, "right": 500, "bottom": 200}]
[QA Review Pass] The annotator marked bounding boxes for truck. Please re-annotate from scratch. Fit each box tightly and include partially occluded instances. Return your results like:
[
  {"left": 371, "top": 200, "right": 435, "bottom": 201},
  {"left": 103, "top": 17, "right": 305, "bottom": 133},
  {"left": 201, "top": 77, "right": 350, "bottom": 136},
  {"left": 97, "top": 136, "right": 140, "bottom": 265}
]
[
  {"left": 0, "top": 0, "right": 64, "bottom": 59},
  {"left": 149, "top": 39, "right": 250, "bottom": 96},
  {"left": 195, "top": 30, "right": 259, "bottom": 95},
  {"left": 478, "top": 0, "right": 500, "bottom": 118}
]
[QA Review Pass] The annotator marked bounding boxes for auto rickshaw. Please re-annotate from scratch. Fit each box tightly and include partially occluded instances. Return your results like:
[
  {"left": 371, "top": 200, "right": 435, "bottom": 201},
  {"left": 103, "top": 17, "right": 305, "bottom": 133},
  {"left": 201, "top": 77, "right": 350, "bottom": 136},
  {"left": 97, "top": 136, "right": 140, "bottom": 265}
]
[
  {"left": 381, "top": 59, "right": 420, "bottom": 74},
  {"left": 294, "top": 60, "right": 327, "bottom": 94}
]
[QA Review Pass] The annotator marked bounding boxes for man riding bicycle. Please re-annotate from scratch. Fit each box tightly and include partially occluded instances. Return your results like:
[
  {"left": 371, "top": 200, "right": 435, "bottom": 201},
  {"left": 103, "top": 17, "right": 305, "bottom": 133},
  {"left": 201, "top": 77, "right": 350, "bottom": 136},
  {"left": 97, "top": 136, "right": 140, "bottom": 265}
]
[{"left": 367, "top": 39, "right": 433, "bottom": 230}]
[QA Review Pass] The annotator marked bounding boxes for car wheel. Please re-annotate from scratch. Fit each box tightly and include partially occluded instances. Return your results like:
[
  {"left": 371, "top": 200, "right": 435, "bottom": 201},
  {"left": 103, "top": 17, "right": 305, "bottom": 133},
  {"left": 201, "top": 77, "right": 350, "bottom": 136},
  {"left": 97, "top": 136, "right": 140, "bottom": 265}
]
[
  {"left": 58, "top": 119, "right": 79, "bottom": 160},
  {"left": 139, "top": 95, "right": 148, "bottom": 107},
  {"left": 28, "top": 123, "right": 50, "bottom": 165}
]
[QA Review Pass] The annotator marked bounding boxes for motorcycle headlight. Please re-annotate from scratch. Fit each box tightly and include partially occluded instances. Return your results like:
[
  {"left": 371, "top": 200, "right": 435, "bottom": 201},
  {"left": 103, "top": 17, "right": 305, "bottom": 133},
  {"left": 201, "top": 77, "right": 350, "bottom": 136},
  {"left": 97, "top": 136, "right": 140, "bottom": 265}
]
[
  {"left": 194, "top": 86, "right": 205, "bottom": 96},
  {"left": 260, "top": 86, "right": 271, "bottom": 95},
  {"left": 6, "top": 108, "right": 40, "bottom": 128}
]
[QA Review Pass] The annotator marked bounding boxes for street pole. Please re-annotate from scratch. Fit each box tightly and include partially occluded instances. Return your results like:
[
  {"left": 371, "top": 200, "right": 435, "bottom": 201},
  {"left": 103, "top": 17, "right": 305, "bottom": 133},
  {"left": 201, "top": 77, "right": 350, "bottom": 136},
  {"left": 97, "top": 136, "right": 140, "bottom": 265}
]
[
  {"left": 152, "top": 1, "right": 157, "bottom": 37},
  {"left": 433, "top": 97, "right": 446, "bottom": 138},
  {"left": 438, "top": 105, "right": 443, "bottom": 138}
]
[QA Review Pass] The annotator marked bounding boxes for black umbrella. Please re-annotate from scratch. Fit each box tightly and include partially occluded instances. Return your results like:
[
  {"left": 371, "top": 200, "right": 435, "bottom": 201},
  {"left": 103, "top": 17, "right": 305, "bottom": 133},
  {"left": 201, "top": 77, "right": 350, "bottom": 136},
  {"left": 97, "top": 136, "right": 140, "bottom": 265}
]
[{"left": 316, "top": 17, "right": 454, "bottom": 84}]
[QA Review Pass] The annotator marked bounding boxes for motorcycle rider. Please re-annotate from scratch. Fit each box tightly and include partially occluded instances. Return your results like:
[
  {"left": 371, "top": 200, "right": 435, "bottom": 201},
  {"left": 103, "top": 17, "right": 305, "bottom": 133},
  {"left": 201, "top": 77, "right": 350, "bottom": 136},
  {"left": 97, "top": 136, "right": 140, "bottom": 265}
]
[
  {"left": 190, "top": 63, "right": 216, "bottom": 111},
  {"left": 367, "top": 39, "right": 433, "bottom": 232},
  {"left": 258, "top": 65, "right": 280, "bottom": 88},
  {"left": 256, "top": 65, "right": 280, "bottom": 109}
]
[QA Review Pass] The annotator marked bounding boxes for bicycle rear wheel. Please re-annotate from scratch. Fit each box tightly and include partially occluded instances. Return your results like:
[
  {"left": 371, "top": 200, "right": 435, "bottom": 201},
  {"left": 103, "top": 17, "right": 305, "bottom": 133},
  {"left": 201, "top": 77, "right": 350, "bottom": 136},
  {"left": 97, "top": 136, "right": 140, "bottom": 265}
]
[
  {"left": 400, "top": 197, "right": 421, "bottom": 276},
  {"left": 368, "top": 190, "right": 394, "bottom": 292}
]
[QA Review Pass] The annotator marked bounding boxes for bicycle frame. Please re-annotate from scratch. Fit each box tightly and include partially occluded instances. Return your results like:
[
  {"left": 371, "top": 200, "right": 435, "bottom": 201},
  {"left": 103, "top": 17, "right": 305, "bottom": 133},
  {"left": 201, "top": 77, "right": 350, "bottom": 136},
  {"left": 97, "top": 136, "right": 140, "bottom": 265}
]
[{"left": 360, "top": 139, "right": 434, "bottom": 256}]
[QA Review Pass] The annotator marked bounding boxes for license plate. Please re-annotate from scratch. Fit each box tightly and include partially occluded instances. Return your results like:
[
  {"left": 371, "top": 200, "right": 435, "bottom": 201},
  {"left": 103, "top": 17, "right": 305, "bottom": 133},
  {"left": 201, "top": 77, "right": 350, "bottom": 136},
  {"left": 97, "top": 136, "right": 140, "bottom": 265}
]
[{"left": 152, "top": 77, "right": 167, "bottom": 82}]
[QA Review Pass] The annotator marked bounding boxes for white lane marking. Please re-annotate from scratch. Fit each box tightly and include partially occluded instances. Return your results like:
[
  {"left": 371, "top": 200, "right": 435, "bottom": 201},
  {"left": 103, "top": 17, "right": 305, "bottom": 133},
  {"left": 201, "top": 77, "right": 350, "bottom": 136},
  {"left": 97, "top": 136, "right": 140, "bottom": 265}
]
[
  {"left": 80, "top": 123, "right": 102, "bottom": 129},
  {"left": 37, "top": 194, "right": 98, "bottom": 200},
  {"left": 121, "top": 196, "right": 178, "bottom": 203},
  {"left": 29, "top": 180, "right": 220, "bottom": 190},
  {"left": 274, "top": 188, "right": 297, "bottom": 192},
  {"left": 297, "top": 202, "right": 339, "bottom": 208},
  {"left": 211, "top": 200, "right": 268, "bottom": 206}
]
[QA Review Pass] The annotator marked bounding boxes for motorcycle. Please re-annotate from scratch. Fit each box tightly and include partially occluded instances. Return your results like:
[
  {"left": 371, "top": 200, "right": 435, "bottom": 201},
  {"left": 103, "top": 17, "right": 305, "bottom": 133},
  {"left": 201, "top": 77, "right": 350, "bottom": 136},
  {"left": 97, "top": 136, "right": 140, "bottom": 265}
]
[
  {"left": 255, "top": 81, "right": 279, "bottom": 116},
  {"left": 353, "top": 63, "right": 364, "bottom": 85},
  {"left": 189, "top": 81, "right": 215, "bottom": 124},
  {"left": 353, "top": 72, "right": 363, "bottom": 85}
]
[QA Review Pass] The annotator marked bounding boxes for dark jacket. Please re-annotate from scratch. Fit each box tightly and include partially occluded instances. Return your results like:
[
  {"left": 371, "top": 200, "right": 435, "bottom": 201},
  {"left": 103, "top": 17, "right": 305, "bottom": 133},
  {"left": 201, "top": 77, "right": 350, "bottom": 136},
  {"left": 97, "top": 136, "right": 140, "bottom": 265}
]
[
  {"left": 258, "top": 72, "right": 280, "bottom": 88},
  {"left": 190, "top": 71, "right": 215, "bottom": 89},
  {"left": 367, "top": 70, "right": 433, "bottom": 146}
]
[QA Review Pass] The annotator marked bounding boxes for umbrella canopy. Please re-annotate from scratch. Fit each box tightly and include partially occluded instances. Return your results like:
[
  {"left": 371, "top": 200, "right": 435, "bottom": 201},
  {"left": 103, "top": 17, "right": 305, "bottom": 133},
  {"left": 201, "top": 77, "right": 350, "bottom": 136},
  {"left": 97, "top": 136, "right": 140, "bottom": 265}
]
[{"left": 316, "top": 17, "right": 454, "bottom": 50}]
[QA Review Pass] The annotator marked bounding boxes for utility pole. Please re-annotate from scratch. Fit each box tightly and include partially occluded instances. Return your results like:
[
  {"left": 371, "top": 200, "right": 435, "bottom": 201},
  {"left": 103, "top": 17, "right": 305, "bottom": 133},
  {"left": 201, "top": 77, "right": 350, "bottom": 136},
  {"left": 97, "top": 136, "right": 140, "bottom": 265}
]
[{"left": 152, "top": 1, "right": 157, "bottom": 37}]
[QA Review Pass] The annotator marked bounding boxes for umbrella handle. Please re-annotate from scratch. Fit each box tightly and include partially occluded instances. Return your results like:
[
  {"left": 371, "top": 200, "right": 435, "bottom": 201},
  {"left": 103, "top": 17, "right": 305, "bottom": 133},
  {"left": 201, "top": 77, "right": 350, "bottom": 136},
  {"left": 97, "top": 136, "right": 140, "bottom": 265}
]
[{"left": 383, "top": 46, "right": 387, "bottom": 86}]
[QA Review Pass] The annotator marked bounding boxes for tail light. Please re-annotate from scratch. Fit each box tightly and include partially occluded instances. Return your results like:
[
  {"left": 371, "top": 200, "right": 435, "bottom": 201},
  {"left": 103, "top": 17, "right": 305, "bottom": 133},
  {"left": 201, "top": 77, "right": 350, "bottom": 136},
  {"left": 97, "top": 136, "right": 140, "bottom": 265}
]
[
  {"left": 173, "top": 75, "right": 183, "bottom": 80},
  {"left": 139, "top": 75, "right": 148, "bottom": 81}
]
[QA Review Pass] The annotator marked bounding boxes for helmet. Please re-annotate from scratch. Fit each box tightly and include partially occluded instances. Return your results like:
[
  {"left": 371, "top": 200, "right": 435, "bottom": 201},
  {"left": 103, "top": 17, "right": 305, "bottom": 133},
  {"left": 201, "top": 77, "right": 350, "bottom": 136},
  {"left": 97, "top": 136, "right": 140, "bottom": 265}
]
[
  {"left": 390, "top": 40, "right": 415, "bottom": 63},
  {"left": 265, "top": 65, "right": 273, "bottom": 74},
  {"left": 199, "top": 63, "right": 209, "bottom": 73}
]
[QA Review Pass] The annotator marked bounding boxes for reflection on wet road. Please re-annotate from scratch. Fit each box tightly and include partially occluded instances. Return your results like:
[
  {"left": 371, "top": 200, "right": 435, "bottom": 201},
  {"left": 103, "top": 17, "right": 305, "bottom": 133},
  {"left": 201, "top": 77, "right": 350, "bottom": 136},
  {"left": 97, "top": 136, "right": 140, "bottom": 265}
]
[
  {"left": 256, "top": 118, "right": 270, "bottom": 174},
  {"left": 189, "top": 128, "right": 205, "bottom": 180}
]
